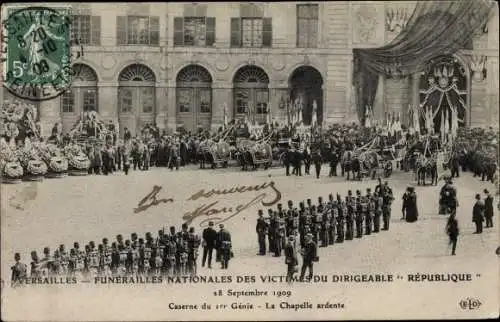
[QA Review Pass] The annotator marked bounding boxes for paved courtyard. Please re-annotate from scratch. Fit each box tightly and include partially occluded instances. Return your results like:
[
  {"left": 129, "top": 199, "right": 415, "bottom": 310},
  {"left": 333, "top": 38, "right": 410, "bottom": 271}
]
[{"left": 1, "top": 166, "right": 498, "bottom": 320}]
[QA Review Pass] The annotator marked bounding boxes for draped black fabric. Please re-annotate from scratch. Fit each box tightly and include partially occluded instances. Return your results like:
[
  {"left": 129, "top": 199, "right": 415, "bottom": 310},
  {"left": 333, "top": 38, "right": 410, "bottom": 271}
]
[
  {"left": 352, "top": 0, "right": 495, "bottom": 123},
  {"left": 353, "top": 59, "right": 379, "bottom": 125}
]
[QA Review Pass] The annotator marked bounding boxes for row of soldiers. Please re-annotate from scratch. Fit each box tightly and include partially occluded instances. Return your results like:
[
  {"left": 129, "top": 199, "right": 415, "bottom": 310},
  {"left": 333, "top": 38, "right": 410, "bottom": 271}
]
[
  {"left": 11, "top": 224, "right": 229, "bottom": 286},
  {"left": 256, "top": 179, "right": 394, "bottom": 256}
]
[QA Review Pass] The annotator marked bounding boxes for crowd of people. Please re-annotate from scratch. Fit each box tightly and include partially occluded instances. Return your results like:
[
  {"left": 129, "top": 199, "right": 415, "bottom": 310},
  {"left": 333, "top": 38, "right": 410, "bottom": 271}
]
[
  {"left": 10, "top": 222, "right": 233, "bottom": 286},
  {"left": 256, "top": 178, "right": 395, "bottom": 282}
]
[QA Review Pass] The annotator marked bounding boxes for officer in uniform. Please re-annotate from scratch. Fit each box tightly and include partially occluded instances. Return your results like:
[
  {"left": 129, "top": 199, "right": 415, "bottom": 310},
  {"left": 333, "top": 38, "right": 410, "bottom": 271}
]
[
  {"left": 327, "top": 194, "right": 336, "bottom": 245},
  {"left": 187, "top": 227, "right": 201, "bottom": 275},
  {"left": 11, "top": 253, "right": 27, "bottom": 287},
  {"left": 335, "top": 198, "right": 345, "bottom": 243},
  {"left": 329, "top": 147, "right": 339, "bottom": 177},
  {"left": 284, "top": 147, "right": 292, "bottom": 176},
  {"left": 320, "top": 202, "right": 331, "bottom": 247},
  {"left": 268, "top": 210, "right": 278, "bottom": 255},
  {"left": 218, "top": 224, "right": 232, "bottom": 269},
  {"left": 311, "top": 206, "right": 321, "bottom": 245},
  {"left": 355, "top": 193, "right": 364, "bottom": 238},
  {"left": 373, "top": 191, "right": 383, "bottom": 233},
  {"left": 345, "top": 195, "right": 355, "bottom": 240},
  {"left": 365, "top": 194, "right": 373, "bottom": 235},
  {"left": 166, "top": 233, "right": 178, "bottom": 276},
  {"left": 303, "top": 146, "right": 311, "bottom": 175},
  {"left": 299, "top": 233, "right": 318, "bottom": 282},
  {"left": 382, "top": 182, "right": 394, "bottom": 231},
  {"left": 284, "top": 236, "right": 298, "bottom": 284},
  {"left": 256, "top": 210, "right": 269, "bottom": 255},
  {"left": 276, "top": 211, "right": 287, "bottom": 256}
]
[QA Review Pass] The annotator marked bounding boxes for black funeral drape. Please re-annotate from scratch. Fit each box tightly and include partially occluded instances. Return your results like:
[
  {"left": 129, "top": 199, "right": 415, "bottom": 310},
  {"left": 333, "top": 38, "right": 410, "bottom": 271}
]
[{"left": 353, "top": 0, "right": 494, "bottom": 124}]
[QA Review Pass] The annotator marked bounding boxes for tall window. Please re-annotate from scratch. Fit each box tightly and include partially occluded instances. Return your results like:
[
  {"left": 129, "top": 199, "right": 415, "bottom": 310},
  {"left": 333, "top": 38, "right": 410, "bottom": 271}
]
[
  {"left": 60, "top": 64, "right": 99, "bottom": 114},
  {"left": 116, "top": 16, "right": 159, "bottom": 45},
  {"left": 297, "top": 4, "right": 318, "bottom": 48},
  {"left": 71, "top": 15, "right": 101, "bottom": 45},
  {"left": 231, "top": 18, "right": 272, "bottom": 47},
  {"left": 173, "top": 17, "right": 216, "bottom": 46},
  {"left": 118, "top": 64, "right": 156, "bottom": 115}
]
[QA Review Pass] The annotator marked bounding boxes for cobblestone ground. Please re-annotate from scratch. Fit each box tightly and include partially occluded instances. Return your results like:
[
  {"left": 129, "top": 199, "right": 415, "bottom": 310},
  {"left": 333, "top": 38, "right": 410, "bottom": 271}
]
[{"left": 1, "top": 165, "right": 498, "bottom": 320}]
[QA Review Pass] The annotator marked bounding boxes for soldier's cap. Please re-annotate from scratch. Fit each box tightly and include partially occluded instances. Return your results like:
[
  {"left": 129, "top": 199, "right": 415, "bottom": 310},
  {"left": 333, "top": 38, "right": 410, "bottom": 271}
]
[
  {"left": 59, "top": 244, "right": 65, "bottom": 248},
  {"left": 219, "top": 224, "right": 224, "bottom": 228},
  {"left": 15, "top": 253, "right": 20, "bottom": 259},
  {"left": 111, "top": 242, "right": 117, "bottom": 247},
  {"left": 318, "top": 196, "right": 323, "bottom": 200},
  {"left": 268, "top": 208, "right": 273, "bottom": 213},
  {"left": 31, "top": 250, "right": 37, "bottom": 256},
  {"left": 329, "top": 193, "right": 333, "bottom": 198},
  {"left": 117, "top": 234, "right": 122, "bottom": 239},
  {"left": 98, "top": 244, "right": 103, "bottom": 249},
  {"left": 102, "top": 238, "right": 108, "bottom": 243},
  {"left": 288, "top": 200, "right": 293, "bottom": 204},
  {"left": 258, "top": 209, "right": 263, "bottom": 214},
  {"left": 475, "top": 194, "right": 481, "bottom": 200},
  {"left": 384, "top": 181, "right": 389, "bottom": 185},
  {"left": 131, "top": 232, "right": 137, "bottom": 237},
  {"left": 189, "top": 227, "right": 195, "bottom": 233},
  {"left": 356, "top": 190, "right": 361, "bottom": 195},
  {"left": 74, "top": 242, "right": 79, "bottom": 247},
  {"left": 43, "top": 247, "right": 50, "bottom": 254},
  {"left": 484, "top": 189, "right": 489, "bottom": 194},
  {"left": 89, "top": 241, "right": 95, "bottom": 246},
  {"left": 209, "top": 221, "right": 214, "bottom": 226},
  {"left": 348, "top": 190, "right": 352, "bottom": 195},
  {"left": 125, "top": 240, "right": 131, "bottom": 245},
  {"left": 366, "top": 188, "right": 371, "bottom": 193},
  {"left": 277, "top": 203, "right": 283, "bottom": 208},
  {"left": 307, "top": 199, "right": 311, "bottom": 203},
  {"left": 182, "top": 223, "right": 188, "bottom": 229},
  {"left": 158, "top": 230, "right": 163, "bottom": 234},
  {"left": 170, "top": 226, "right": 176, "bottom": 230}
]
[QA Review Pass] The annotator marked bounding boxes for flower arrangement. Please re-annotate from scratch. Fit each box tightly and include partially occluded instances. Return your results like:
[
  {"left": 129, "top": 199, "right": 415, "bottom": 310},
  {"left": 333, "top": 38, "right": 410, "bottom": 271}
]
[
  {"left": 17, "top": 145, "right": 48, "bottom": 179},
  {"left": 63, "top": 143, "right": 90, "bottom": 175},
  {"left": 37, "top": 142, "right": 68, "bottom": 177},
  {"left": 26, "top": 160, "right": 48, "bottom": 177},
  {"left": 3, "top": 161, "right": 24, "bottom": 181},
  {"left": 0, "top": 141, "right": 23, "bottom": 183}
]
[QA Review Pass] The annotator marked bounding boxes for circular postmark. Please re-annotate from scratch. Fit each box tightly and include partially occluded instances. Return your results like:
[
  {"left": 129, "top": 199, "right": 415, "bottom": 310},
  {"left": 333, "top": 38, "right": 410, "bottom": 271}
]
[{"left": 2, "top": 6, "right": 73, "bottom": 101}]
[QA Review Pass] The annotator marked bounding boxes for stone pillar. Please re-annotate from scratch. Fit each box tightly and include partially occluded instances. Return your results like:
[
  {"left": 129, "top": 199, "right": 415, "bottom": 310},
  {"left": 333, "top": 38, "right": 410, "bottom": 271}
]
[
  {"left": 97, "top": 82, "right": 118, "bottom": 123},
  {"left": 269, "top": 83, "right": 288, "bottom": 124},
  {"left": 166, "top": 81, "right": 177, "bottom": 132},
  {"left": 211, "top": 81, "right": 232, "bottom": 131},
  {"left": 155, "top": 83, "right": 168, "bottom": 130},
  {"left": 38, "top": 94, "right": 61, "bottom": 137}
]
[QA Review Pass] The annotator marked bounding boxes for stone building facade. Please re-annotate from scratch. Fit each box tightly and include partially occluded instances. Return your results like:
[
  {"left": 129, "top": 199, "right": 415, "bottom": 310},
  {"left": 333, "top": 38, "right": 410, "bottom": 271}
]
[{"left": 2, "top": 2, "right": 498, "bottom": 137}]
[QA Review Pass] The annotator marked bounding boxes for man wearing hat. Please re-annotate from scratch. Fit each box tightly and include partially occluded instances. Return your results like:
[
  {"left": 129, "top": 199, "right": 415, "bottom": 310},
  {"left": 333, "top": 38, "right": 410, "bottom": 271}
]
[
  {"left": 284, "top": 236, "right": 298, "bottom": 284},
  {"left": 299, "top": 233, "right": 318, "bottom": 282},
  {"left": 217, "top": 224, "right": 232, "bottom": 269},
  {"left": 472, "top": 194, "right": 485, "bottom": 234},
  {"left": 11, "top": 253, "right": 27, "bottom": 287},
  {"left": 256, "top": 211, "right": 269, "bottom": 256},
  {"left": 484, "top": 189, "right": 494, "bottom": 228},
  {"left": 202, "top": 221, "right": 218, "bottom": 268}
]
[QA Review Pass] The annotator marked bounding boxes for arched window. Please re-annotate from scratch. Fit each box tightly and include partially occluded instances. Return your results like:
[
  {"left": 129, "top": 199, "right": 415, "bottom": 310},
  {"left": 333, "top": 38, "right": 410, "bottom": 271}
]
[
  {"left": 61, "top": 64, "right": 99, "bottom": 113},
  {"left": 118, "top": 64, "right": 156, "bottom": 135},
  {"left": 176, "top": 65, "right": 213, "bottom": 131},
  {"left": 233, "top": 66, "right": 269, "bottom": 124}
]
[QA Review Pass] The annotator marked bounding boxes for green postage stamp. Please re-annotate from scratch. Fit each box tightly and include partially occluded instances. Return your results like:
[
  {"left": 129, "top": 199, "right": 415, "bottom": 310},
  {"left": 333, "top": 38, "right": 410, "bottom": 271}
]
[{"left": 2, "top": 6, "right": 72, "bottom": 101}]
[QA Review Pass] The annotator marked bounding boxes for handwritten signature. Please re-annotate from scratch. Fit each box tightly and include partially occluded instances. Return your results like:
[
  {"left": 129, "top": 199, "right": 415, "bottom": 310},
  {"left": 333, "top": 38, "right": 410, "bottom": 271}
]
[
  {"left": 133, "top": 185, "right": 174, "bottom": 214},
  {"left": 134, "top": 181, "right": 281, "bottom": 227}
]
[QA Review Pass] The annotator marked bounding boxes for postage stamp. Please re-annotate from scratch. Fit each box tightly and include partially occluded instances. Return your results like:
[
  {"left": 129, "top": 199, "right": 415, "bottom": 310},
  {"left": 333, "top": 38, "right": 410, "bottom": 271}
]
[{"left": 1, "top": 6, "right": 72, "bottom": 101}]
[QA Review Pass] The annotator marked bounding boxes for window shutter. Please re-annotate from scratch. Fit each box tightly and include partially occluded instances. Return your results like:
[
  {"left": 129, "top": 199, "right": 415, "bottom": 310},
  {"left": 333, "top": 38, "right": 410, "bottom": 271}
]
[
  {"left": 116, "top": 16, "right": 126, "bottom": 45},
  {"left": 150, "top": 16, "right": 159, "bottom": 45},
  {"left": 230, "top": 18, "right": 241, "bottom": 47},
  {"left": 262, "top": 18, "right": 272, "bottom": 47},
  {"left": 206, "top": 17, "right": 216, "bottom": 46},
  {"left": 173, "top": 17, "right": 184, "bottom": 46},
  {"left": 91, "top": 16, "right": 101, "bottom": 45}
]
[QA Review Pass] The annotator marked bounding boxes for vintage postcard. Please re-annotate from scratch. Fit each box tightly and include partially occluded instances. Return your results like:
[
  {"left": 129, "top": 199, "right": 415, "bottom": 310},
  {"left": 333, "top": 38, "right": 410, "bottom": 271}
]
[{"left": 1, "top": 1, "right": 499, "bottom": 321}]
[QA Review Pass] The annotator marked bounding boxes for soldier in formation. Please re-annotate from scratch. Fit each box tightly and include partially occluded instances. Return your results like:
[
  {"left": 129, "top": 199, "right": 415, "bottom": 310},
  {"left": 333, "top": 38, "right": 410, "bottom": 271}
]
[
  {"left": 254, "top": 182, "right": 394, "bottom": 280},
  {"left": 12, "top": 224, "right": 215, "bottom": 283}
]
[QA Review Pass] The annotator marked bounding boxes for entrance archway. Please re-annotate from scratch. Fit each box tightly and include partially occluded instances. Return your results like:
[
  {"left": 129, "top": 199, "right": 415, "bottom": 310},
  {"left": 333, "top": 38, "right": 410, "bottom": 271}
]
[
  {"left": 419, "top": 55, "right": 469, "bottom": 133},
  {"left": 176, "top": 65, "right": 213, "bottom": 131},
  {"left": 118, "top": 64, "right": 156, "bottom": 137},
  {"left": 289, "top": 66, "right": 323, "bottom": 126},
  {"left": 233, "top": 66, "right": 270, "bottom": 125}
]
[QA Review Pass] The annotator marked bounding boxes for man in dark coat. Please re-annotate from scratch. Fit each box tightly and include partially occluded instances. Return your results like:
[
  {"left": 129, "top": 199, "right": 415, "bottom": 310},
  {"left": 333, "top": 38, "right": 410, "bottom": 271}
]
[
  {"left": 217, "top": 224, "right": 232, "bottom": 269},
  {"left": 284, "top": 236, "right": 298, "bottom": 284},
  {"left": 484, "top": 189, "right": 494, "bottom": 228},
  {"left": 299, "top": 233, "right": 318, "bottom": 282},
  {"left": 446, "top": 211, "right": 459, "bottom": 255},
  {"left": 284, "top": 148, "right": 291, "bottom": 176},
  {"left": 256, "top": 210, "right": 269, "bottom": 255},
  {"left": 312, "top": 150, "right": 322, "bottom": 179},
  {"left": 202, "top": 221, "right": 217, "bottom": 268},
  {"left": 472, "top": 194, "right": 485, "bottom": 234}
]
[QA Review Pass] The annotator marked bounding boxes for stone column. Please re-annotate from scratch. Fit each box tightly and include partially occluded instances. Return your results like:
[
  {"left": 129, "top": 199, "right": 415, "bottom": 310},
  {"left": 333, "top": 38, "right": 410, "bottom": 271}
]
[
  {"left": 38, "top": 93, "right": 61, "bottom": 137},
  {"left": 166, "top": 80, "right": 177, "bottom": 133},
  {"left": 269, "top": 83, "right": 288, "bottom": 124},
  {"left": 155, "top": 83, "right": 168, "bottom": 130},
  {"left": 97, "top": 82, "right": 118, "bottom": 123},
  {"left": 211, "top": 81, "right": 232, "bottom": 131}
]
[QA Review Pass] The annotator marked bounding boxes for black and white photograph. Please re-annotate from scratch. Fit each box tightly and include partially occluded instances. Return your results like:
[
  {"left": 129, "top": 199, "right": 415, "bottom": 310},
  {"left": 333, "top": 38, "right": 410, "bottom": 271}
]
[{"left": 1, "top": 1, "right": 499, "bottom": 320}]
